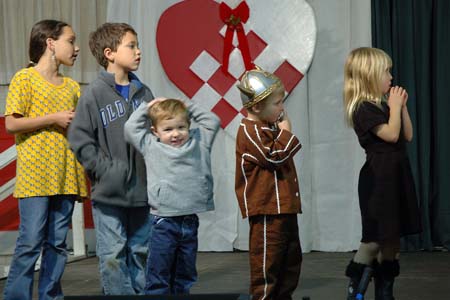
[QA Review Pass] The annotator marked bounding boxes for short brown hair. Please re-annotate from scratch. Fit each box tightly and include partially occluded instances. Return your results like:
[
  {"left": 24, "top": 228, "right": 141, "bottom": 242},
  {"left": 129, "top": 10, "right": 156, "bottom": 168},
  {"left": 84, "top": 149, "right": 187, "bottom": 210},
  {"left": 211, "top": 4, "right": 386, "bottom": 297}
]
[
  {"left": 89, "top": 23, "right": 137, "bottom": 68},
  {"left": 149, "top": 99, "right": 190, "bottom": 128}
]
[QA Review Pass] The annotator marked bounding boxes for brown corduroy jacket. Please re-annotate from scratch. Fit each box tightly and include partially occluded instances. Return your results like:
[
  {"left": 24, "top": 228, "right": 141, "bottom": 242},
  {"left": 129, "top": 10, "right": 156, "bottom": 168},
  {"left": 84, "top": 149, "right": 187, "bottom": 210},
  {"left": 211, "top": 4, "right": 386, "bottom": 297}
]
[{"left": 235, "top": 118, "right": 302, "bottom": 218}]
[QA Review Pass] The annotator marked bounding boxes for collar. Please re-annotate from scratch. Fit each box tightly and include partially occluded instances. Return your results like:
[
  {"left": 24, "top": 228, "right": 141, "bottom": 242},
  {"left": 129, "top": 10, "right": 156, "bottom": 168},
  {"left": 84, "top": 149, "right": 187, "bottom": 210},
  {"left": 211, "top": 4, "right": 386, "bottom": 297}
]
[
  {"left": 243, "top": 117, "right": 273, "bottom": 128},
  {"left": 99, "top": 69, "right": 143, "bottom": 91}
]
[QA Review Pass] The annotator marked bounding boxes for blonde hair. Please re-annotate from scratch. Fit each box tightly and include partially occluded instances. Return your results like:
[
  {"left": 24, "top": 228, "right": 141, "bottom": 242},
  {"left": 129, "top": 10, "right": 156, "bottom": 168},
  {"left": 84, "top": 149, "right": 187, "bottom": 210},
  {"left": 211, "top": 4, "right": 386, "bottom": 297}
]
[
  {"left": 343, "top": 47, "right": 392, "bottom": 127},
  {"left": 148, "top": 99, "right": 190, "bottom": 127}
]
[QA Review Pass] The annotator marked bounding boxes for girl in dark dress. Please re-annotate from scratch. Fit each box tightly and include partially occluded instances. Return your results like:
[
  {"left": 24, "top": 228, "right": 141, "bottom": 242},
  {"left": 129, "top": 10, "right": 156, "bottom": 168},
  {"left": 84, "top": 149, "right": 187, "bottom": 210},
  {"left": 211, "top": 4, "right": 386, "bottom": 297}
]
[{"left": 343, "top": 47, "right": 421, "bottom": 300}]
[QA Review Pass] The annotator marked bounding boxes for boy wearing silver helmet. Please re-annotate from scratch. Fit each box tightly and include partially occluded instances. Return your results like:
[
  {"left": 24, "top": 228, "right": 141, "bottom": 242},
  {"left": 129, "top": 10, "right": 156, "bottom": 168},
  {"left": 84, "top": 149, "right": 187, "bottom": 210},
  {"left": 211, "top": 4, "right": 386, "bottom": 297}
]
[{"left": 235, "top": 66, "right": 303, "bottom": 300}]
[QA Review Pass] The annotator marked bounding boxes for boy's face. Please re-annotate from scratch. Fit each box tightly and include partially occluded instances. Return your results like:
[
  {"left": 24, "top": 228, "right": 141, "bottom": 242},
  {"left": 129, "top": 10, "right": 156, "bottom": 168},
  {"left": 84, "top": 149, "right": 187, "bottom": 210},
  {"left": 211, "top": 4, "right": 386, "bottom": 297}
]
[
  {"left": 152, "top": 114, "right": 190, "bottom": 148},
  {"left": 254, "top": 92, "right": 285, "bottom": 124},
  {"left": 111, "top": 31, "right": 141, "bottom": 72}
]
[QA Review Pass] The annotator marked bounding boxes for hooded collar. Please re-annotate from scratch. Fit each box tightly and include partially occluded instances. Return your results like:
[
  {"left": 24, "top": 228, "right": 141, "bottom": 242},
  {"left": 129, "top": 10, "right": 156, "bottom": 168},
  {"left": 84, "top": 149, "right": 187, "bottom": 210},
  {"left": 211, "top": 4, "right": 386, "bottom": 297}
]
[
  {"left": 99, "top": 70, "right": 142, "bottom": 90},
  {"left": 99, "top": 69, "right": 143, "bottom": 93}
]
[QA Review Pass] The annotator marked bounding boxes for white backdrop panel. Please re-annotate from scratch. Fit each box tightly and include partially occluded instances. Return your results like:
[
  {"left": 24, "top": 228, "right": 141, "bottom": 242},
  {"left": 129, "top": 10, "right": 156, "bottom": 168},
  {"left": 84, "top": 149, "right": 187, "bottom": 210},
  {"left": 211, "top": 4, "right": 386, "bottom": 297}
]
[
  {"left": 105, "top": 0, "right": 370, "bottom": 252},
  {"left": 0, "top": 0, "right": 372, "bottom": 256}
]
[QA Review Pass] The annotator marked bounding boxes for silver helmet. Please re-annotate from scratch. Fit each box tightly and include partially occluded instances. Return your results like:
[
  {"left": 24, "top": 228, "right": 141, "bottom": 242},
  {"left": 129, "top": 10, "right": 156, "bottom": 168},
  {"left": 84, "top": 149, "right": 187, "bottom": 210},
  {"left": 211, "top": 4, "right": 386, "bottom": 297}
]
[{"left": 237, "top": 66, "right": 283, "bottom": 108}]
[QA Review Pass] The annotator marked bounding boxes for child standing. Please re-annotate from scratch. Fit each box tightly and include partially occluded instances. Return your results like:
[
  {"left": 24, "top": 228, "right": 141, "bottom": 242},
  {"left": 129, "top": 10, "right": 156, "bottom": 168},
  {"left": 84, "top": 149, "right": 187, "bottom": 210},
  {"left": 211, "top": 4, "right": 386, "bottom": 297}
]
[
  {"left": 68, "top": 23, "right": 154, "bottom": 295},
  {"left": 234, "top": 66, "right": 303, "bottom": 300},
  {"left": 3, "top": 20, "right": 88, "bottom": 300},
  {"left": 343, "top": 47, "right": 421, "bottom": 300},
  {"left": 124, "top": 98, "right": 220, "bottom": 295}
]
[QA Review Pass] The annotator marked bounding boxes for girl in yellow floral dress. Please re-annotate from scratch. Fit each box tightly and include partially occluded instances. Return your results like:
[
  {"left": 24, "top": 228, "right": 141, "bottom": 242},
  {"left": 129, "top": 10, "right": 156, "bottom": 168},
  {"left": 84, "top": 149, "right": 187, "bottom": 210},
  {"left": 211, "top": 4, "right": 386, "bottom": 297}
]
[{"left": 3, "top": 20, "right": 87, "bottom": 300}]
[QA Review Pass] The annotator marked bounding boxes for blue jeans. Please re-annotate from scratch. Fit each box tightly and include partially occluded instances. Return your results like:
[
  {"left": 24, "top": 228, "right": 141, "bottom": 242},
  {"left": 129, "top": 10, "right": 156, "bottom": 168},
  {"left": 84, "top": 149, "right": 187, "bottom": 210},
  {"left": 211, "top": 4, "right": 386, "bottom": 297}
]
[
  {"left": 92, "top": 202, "right": 150, "bottom": 295},
  {"left": 3, "top": 195, "right": 76, "bottom": 300},
  {"left": 145, "top": 214, "right": 199, "bottom": 295}
]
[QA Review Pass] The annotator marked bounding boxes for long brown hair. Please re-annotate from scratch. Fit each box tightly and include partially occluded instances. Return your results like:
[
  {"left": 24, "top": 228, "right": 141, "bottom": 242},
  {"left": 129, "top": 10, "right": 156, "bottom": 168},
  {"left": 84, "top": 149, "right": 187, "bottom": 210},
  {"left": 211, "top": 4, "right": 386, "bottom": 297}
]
[{"left": 28, "top": 19, "right": 69, "bottom": 67}]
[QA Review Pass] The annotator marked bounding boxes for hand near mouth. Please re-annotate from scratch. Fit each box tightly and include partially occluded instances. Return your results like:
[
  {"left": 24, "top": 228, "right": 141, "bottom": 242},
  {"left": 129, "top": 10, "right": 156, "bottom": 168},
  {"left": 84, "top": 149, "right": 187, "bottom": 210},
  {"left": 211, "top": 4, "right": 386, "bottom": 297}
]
[
  {"left": 387, "top": 86, "right": 406, "bottom": 109},
  {"left": 277, "top": 111, "right": 291, "bottom": 132}
]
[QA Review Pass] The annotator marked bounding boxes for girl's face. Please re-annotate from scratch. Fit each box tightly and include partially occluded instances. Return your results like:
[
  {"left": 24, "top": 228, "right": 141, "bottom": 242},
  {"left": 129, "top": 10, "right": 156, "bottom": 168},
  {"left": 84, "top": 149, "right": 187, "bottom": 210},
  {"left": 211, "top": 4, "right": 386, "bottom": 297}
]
[
  {"left": 53, "top": 26, "right": 79, "bottom": 66},
  {"left": 380, "top": 67, "right": 393, "bottom": 95}
]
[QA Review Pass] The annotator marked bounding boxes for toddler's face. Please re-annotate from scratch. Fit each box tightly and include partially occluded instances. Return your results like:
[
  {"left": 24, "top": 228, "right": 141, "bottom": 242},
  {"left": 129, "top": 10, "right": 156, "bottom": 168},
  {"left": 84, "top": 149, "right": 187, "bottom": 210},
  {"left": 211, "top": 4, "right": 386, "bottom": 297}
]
[
  {"left": 258, "top": 92, "right": 285, "bottom": 124},
  {"left": 152, "top": 115, "right": 190, "bottom": 148}
]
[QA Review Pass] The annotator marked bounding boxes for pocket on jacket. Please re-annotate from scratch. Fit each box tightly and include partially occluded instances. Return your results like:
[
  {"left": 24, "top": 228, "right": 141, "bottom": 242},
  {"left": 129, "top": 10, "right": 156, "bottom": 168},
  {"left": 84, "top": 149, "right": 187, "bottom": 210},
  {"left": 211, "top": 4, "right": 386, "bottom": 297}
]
[
  {"left": 94, "top": 160, "right": 128, "bottom": 198},
  {"left": 151, "top": 176, "right": 212, "bottom": 213}
]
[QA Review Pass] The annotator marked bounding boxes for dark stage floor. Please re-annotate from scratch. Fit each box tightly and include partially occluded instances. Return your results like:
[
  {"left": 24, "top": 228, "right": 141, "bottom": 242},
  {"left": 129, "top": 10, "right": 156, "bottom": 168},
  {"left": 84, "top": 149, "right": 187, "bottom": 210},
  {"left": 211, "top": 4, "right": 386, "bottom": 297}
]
[{"left": 0, "top": 251, "right": 449, "bottom": 299}]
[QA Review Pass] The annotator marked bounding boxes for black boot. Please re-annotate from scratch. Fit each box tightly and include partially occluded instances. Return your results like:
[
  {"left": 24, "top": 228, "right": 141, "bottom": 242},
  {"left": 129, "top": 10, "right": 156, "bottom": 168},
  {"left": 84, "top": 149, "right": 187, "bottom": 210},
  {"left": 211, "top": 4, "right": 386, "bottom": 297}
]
[
  {"left": 345, "top": 260, "right": 373, "bottom": 300},
  {"left": 374, "top": 260, "right": 400, "bottom": 300}
]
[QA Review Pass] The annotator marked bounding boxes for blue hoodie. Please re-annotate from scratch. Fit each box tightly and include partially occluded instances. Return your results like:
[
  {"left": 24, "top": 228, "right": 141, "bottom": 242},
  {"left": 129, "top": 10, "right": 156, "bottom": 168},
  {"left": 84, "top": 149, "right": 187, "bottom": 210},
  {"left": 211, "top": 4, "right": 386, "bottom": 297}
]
[{"left": 68, "top": 70, "right": 154, "bottom": 207}]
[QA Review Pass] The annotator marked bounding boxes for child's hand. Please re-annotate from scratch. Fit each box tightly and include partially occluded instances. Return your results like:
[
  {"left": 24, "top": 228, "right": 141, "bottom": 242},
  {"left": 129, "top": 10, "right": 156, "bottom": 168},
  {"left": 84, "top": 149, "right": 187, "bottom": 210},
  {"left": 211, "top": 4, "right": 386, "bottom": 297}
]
[
  {"left": 52, "top": 110, "right": 75, "bottom": 129},
  {"left": 388, "top": 86, "right": 406, "bottom": 109},
  {"left": 402, "top": 90, "right": 409, "bottom": 108},
  {"left": 277, "top": 111, "right": 291, "bottom": 131},
  {"left": 148, "top": 97, "right": 167, "bottom": 109}
]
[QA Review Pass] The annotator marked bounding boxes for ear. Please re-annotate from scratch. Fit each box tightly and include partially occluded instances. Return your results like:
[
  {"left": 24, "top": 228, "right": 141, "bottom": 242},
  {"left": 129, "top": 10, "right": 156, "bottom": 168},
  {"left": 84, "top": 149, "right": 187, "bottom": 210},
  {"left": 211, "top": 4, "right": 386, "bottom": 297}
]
[
  {"left": 104, "top": 47, "right": 114, "bottom": 62},
  {"left": 46, "top": 38, "right": 55, "bottom": 52},
  {"left": 252, "top": 102, "right": 262, "bottom": 113},
  {"left": 151, "top": 126, "right": 159, "bottom": 137}
]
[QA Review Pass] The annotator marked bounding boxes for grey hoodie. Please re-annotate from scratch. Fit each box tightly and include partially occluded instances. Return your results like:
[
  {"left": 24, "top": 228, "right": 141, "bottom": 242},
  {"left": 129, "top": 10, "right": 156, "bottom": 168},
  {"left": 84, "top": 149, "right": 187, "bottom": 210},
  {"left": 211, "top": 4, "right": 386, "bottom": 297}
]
[
  {"left": 68, "top": 70, "right": 154, "bottom": 207},
  {"left": 124, "top": 100, "right": 220, "bottom": 216}
]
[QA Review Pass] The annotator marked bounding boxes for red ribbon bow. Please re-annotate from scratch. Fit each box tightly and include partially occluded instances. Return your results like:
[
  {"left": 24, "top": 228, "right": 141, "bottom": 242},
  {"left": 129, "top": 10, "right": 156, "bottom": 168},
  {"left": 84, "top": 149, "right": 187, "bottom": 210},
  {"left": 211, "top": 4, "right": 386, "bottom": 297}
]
[{"left": 220, "top": 1, "right": 254, "bottom": 73}]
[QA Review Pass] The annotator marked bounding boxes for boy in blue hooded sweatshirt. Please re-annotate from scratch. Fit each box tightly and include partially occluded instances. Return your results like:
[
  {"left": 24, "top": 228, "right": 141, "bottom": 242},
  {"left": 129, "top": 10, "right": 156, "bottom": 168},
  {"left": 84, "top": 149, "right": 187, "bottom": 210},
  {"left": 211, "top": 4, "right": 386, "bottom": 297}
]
[{"left": 68, "top": 23, "right": 154, "bottom": 295}]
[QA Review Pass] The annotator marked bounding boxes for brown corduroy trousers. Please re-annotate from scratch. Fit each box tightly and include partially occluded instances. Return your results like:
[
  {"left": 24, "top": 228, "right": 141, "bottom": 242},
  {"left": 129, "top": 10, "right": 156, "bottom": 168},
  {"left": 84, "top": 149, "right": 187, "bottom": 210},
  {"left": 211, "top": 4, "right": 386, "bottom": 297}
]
[{"left": 248, "top": 214, "right": 302, "bottom": 300}]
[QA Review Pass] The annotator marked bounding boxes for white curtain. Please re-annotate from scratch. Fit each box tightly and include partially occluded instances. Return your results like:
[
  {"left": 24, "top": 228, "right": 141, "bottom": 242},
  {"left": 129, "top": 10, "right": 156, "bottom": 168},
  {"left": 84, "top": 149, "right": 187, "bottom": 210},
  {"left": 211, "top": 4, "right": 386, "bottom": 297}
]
[
  {"left": 0, "top": 0, "right": 107, "bottom": 84},
  {"left": 106, "top": 0, "right": 372, "bottom": 252}
]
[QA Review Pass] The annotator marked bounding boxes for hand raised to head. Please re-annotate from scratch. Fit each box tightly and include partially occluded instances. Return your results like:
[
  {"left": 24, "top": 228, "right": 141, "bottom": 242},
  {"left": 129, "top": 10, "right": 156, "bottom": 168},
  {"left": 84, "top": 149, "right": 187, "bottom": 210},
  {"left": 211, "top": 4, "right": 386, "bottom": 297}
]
[{"left": 147, "top": 97, "right": 167, "bottom": 109}]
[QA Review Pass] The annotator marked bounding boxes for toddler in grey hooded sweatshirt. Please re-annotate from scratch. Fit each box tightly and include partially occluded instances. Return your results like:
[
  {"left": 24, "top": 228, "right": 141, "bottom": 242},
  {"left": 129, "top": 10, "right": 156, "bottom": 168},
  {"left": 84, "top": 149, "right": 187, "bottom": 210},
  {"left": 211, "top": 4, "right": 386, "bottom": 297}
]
[
  {"left": 124, "top": 98, "right": 220, "bottom": 216},
  {"left": 124, "top": 97, "right": 220, "bottom": 295}
]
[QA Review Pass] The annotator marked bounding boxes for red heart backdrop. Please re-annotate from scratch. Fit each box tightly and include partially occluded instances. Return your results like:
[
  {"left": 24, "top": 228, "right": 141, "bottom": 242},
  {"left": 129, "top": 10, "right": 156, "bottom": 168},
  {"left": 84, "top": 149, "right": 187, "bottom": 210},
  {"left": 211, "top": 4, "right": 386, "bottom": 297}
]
[
  {"left": 156, "top": 0, "right": 314, "bottom": 135},
  {"left": 0, "top": 0, "right": 316, "bottom": 240},
  {"left": 0, "top": 117, "right": 18, "bottom": 231}
]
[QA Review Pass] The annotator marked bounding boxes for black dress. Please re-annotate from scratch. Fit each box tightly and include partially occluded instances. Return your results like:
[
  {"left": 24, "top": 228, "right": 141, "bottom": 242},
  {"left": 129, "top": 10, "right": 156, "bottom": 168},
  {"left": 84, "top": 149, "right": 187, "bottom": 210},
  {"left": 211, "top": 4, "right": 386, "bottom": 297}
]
[{"left": 353, "top": 101, "right": 421, "bottom": 242}]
